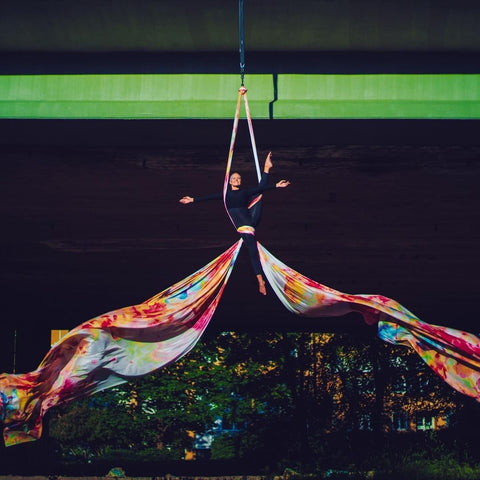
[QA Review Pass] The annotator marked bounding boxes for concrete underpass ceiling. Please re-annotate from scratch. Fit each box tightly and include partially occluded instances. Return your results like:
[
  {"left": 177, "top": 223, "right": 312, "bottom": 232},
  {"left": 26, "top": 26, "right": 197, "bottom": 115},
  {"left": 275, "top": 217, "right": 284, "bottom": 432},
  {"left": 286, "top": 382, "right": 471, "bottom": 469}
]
[{"left": 2, "top": 0, "right": 480, "bottom": 54}]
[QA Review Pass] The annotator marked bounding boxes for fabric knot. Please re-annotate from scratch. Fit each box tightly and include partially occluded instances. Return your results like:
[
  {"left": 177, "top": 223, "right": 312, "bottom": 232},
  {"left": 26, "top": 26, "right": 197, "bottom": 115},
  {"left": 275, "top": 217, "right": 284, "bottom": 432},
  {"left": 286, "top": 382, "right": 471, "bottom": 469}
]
[{"left": 237, "top": 225, "right": 255, "bottom": 235}]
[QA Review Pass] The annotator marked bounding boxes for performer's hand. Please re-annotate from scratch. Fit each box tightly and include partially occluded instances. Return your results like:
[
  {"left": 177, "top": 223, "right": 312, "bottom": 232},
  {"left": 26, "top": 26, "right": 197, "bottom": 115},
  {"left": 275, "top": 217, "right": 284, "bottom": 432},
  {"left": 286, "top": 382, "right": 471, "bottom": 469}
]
[
  {"left": 264, "top": 151, "right": 273, "bottom": 173},
  {"left": 179, "top": 196, "right": 194, "bottom": 204},
  {"left": 276, "top": 180, "right": 290, "bottom": 188}
]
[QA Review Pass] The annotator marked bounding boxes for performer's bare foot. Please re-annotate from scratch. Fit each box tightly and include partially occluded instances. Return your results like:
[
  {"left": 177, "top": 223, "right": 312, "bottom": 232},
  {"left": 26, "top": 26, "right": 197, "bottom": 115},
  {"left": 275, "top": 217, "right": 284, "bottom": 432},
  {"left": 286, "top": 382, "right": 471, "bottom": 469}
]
[
  {"left": 264, "top": 152, "right": 273, "bottom": 173},
  {"left": 257, "top": 274, "right": 267, "bottom": 295}
]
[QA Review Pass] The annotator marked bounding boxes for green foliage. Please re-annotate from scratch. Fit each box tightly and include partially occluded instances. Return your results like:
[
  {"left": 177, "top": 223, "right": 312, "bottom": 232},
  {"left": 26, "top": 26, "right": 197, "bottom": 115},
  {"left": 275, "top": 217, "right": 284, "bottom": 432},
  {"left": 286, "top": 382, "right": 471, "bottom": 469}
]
[
  {"left": 396, "top": 458, "right": 480, "bottom": 480},
  {"left": 374, "top": 454, "right": 480, "bottom": 480},
  {"left": 49, "top": 392, "right": 139, "bottom": 459},
  {"left": 48, "top": 331, "right": 478, "bottom": 475},
  {"left": 210, "top": 433, "right": 238, "bottom": 460}
]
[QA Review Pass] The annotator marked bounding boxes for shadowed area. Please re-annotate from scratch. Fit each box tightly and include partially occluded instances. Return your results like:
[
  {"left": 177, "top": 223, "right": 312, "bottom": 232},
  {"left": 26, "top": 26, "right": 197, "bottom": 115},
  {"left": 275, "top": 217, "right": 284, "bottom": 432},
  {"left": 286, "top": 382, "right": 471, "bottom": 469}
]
[{"left": 1, "top": 139, "right": 479, "bottom": 372}]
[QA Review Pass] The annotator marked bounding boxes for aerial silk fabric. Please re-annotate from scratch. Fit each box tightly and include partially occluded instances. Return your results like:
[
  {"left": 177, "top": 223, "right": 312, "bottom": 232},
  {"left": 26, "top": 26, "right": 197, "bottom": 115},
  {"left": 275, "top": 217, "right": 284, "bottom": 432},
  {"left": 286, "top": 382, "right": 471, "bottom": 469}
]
[
  {"left": 2, "top": 240, "right": 480, "bottom": 447},
  {"left": 258, "top": 243, "right": 480, "bottom": 402},
  {"left": 0, "top": 242, "right": 242, "bottom": 446}
]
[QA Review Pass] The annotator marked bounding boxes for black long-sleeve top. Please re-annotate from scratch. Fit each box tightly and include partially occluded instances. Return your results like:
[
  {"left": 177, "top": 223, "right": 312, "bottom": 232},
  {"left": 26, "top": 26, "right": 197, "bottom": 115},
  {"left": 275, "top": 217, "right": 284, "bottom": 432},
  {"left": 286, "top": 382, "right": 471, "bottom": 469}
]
[{"left": 194, "top": 172, "right": 276, "bottom": 228}]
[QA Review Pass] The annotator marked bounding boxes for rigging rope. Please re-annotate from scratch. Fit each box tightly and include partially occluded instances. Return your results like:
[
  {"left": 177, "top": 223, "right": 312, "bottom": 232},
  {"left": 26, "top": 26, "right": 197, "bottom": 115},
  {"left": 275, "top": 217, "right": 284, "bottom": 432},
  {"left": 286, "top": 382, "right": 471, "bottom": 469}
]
[{"left": 238, "top": 0, "right": 246, "bottom": 86}]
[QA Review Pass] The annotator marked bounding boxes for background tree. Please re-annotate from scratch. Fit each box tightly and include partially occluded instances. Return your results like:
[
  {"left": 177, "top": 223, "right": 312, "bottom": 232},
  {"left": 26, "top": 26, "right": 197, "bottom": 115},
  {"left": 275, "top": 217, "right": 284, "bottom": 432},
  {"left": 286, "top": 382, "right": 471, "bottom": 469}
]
[{"left": 49, "top": 329, "right": 470, "bottom": 473}]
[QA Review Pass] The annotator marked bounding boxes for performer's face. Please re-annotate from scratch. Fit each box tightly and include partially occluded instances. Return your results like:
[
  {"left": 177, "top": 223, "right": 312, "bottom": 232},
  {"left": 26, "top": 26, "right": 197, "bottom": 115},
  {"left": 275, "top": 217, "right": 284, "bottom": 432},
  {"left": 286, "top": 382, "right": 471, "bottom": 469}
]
[{"left": 229, "top": 172, "right": 242, "bottom": 188}]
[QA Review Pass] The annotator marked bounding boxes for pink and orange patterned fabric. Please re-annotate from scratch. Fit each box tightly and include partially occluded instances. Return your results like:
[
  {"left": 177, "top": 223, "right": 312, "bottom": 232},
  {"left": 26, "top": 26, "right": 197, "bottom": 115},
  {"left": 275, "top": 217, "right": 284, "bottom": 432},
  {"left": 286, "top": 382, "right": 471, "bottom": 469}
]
[
  {"left": 258, "top": 243, "right": 480, "bottom": 402},
  {"left": 0, "top": 242, "right": 241, "bottom": 446},
  {"left": 1, "top": 86, "right": 479, "bottom": 445},
  {"left": 1, "top": 239, "right": 479, "bottom": 446}
]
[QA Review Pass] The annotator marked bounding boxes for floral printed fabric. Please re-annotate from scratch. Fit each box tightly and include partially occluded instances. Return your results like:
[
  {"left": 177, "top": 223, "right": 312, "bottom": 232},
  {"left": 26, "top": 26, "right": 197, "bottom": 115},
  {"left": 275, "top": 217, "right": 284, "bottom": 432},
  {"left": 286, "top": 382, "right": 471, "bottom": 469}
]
[
  {"left": 258, "top": 243, "right": 480, "bottom": 402},
  {"left": 2, "top": 239, "right": 479, "bottom": 446},
  {"left": 0, "top": 242, "right": 241, "bottom": 446}
]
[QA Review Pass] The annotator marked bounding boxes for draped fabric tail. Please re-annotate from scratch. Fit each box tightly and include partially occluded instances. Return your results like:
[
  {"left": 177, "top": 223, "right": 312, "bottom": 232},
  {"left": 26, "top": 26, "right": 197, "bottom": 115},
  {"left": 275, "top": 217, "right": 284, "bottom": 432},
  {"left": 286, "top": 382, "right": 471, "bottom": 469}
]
[
  {"left": 378, "top": 321, "right": 480, "bottom": 401},
  {"left": 258, "top": 242, "right": 480, "bottom": 401},
  {"left": 0, "top": 241, "right": 242, "bottom": 446}
]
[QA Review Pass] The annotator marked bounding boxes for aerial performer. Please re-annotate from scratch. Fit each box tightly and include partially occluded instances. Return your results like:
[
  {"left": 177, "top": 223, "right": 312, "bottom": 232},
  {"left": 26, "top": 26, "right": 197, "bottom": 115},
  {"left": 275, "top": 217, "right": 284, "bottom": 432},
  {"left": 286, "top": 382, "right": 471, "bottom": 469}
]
[{"left": 179, "top": 151, "right": 290, "bottom": 295}]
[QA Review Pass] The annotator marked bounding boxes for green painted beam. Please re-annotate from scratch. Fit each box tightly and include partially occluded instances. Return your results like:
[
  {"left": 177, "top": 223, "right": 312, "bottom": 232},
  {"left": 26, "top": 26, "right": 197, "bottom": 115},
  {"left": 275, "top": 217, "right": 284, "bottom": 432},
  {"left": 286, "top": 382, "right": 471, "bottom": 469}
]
[
  {"left": 0, "top": 74, "right": 273, "bottom": 119},
  {"left": 274, "top": 74, "right": 480, "bottom": 119},
  {"left": 0, "top": 73, "right": 479, "bottom": 119}
]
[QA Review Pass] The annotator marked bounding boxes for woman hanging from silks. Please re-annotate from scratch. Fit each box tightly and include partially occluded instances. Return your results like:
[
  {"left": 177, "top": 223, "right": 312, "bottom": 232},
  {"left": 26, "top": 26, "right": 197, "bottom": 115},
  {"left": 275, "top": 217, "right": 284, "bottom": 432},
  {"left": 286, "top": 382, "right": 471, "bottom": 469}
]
[{"left": 180, "top": 152, "right": 290, "bottom": 295}]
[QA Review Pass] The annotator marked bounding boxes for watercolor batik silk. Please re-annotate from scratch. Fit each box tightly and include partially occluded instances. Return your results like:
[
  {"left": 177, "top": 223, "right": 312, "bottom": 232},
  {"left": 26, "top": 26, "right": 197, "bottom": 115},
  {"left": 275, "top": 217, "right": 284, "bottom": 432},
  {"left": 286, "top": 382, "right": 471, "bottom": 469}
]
[
  {"left": 2, "top": 240, "right": 480, "bottom": 446},
  {"left": 0, "top": 242, "right": 241, "bottom": 446},
  {"left": 259, "top": 243, "right": 480, "bottom": 403}
]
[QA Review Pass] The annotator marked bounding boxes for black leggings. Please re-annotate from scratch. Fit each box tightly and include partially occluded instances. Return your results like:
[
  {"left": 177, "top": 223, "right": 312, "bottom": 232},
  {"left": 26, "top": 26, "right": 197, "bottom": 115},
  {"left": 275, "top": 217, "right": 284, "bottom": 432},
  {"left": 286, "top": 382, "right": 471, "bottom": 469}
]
[
  {"left": 241, "top": 233, "right": 262, "bottom": 275},
  {"left": 228, "top": 206, "right": 264, "bottom": 277}
]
